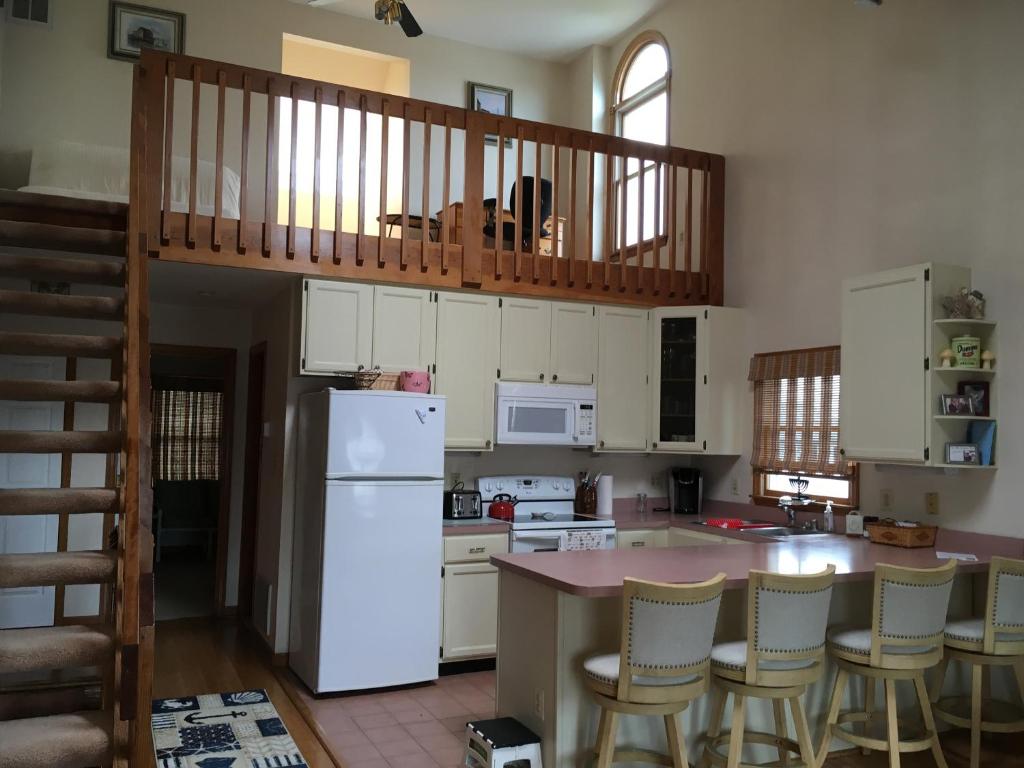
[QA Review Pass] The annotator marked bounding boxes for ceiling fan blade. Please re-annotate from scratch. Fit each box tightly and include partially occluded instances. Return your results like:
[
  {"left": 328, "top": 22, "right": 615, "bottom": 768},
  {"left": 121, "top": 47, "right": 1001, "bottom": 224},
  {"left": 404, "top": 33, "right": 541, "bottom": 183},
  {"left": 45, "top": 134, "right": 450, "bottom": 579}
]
[{"left": 397, "top": 3, "right": 423, "bottom": 37}]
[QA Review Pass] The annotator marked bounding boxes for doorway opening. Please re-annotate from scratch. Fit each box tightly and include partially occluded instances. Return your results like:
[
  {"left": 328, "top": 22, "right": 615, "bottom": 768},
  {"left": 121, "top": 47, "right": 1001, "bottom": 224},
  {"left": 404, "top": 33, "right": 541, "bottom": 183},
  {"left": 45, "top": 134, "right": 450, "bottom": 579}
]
[
  {"left": 151, "top": 344, "right": 236, "bottom": 621},
  {"left": 237, "top": 341, "right": 266, "bottom": 626}
]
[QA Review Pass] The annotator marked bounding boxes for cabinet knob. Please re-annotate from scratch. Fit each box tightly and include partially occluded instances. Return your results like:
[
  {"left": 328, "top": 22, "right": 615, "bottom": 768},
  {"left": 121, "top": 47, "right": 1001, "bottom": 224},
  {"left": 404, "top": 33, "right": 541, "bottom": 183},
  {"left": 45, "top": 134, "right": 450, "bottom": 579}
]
[
  {"left": 631, "top": 541, "right": 645, "bottom": 547},
  {"left": 552, "top": 374, "right": 558, "bottom": 382},
  {"left": 840, "top": 448, "right": 846, "bottom": 456},
  {"left": 599, "top": 440, "right": 605, "bottom": 448},
  {"left": 485, "top": 439, "right": 492, "bottom": 448},
  {"left": 653, "top": 442, "right": 658, "bottom": 449},
  {"left": 539, "top": 373, "right": 545, "bottom": 381},
  {"left": 357, "top": 364, "right": 365, "bottom": 371}
]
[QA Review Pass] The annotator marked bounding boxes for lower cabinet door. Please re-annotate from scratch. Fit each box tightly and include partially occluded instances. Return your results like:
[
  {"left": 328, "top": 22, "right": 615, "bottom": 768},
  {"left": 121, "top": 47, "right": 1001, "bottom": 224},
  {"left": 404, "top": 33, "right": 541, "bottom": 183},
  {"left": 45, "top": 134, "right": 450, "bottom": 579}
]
[
  {"left": 616, "top": 529, "right": 668, "bottom": 549},
  {"left": 441, "top": 562, "right": 499, "bottom": 661}
]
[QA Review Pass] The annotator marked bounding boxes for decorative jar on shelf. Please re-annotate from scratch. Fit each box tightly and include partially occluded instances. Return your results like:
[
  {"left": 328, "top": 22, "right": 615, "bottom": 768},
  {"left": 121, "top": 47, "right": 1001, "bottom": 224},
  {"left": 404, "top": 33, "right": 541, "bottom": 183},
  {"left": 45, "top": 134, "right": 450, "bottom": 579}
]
[{"left": 952, "top": 336, "right": 981, "bottom": 369}]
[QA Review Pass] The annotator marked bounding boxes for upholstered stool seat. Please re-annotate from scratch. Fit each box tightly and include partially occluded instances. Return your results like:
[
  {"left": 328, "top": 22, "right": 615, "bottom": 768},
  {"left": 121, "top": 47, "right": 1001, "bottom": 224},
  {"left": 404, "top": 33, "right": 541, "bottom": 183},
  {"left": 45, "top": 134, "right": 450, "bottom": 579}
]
[
  {"left": 702, "top": 567, "right": 835, "bottom": 768},
  {"left": 931, "top": 556, "right": 1024, "bottom": 768},
  {"left": 817, "top": 559, "right": 957, "bottom": 768},
  {"left": 583, "top": 573, "right": 727, "bottom": 768}
]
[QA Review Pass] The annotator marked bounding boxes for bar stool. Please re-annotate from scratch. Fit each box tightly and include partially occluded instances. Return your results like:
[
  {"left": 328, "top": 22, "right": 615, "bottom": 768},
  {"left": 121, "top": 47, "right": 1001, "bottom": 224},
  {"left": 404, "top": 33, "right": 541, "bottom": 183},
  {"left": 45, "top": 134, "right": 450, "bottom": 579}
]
[
  {"left": 582, "top": 573, "right": 727, "bottom": 768},
  {"left": 817, "top": 559, "right": 957, "bottom": 768},
  {"left": 701, "top": 566, "right": 835, "bottom": 768},
  {"left": 931, "top": 555, "right": 1024, "bottom": 768}
]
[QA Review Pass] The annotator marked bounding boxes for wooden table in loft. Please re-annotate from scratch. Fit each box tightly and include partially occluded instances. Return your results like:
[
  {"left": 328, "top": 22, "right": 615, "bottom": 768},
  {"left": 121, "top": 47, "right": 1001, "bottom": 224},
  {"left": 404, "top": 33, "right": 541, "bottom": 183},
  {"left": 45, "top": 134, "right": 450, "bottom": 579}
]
[{"left": 439, "top": 202, "right": 566, "bottom": 256}]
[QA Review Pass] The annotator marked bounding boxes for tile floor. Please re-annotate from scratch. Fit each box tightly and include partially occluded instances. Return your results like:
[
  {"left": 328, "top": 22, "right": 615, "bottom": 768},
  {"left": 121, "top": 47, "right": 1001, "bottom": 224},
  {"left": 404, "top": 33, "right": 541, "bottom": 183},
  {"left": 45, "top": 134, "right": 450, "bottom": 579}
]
[{"left": 291, "top": 669, "right": 496, "bottom": 767}]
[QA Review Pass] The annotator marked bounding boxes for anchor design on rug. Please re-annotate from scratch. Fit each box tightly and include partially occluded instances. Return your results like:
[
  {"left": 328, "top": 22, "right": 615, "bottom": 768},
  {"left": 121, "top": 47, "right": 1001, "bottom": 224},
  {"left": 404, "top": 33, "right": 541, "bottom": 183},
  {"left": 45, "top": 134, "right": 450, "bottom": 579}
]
[{"left": 184, "top": 709, "right": 248, "bottom": 724}]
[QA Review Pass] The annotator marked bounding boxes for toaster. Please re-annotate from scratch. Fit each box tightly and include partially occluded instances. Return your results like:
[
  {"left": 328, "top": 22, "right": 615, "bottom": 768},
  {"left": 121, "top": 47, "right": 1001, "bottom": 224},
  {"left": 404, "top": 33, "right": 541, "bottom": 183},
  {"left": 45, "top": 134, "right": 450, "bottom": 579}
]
[{"left": 443, "top": 484, "right": 483, "bottom": 520}]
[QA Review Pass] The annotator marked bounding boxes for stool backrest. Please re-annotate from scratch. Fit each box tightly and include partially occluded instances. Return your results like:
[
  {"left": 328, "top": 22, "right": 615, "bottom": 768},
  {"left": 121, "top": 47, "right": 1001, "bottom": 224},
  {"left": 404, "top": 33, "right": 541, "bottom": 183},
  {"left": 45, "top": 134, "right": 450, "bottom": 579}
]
[
  {"left": 984, "top": 556, "right": 1024, "bottom": 655},
  {"left": 871, "top": 558, "right": 956, "bottom": 667},
  {"left": 618, "top": 573, "right": 726, "bottom": 703},
  {"left": 745, "top": 565, "right": 836, "bottom": 686}
]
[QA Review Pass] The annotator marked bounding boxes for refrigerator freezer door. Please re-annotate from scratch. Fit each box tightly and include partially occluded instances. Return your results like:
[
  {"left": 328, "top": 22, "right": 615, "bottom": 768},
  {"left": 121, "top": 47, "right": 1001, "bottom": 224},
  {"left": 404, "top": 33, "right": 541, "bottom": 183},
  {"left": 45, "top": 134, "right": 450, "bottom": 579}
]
[
  {"left": 325, "top": 390, "right": 445, "bottom": 479},
  {"left": 317, "top": 480, "right": 443, "bottom": 691}
]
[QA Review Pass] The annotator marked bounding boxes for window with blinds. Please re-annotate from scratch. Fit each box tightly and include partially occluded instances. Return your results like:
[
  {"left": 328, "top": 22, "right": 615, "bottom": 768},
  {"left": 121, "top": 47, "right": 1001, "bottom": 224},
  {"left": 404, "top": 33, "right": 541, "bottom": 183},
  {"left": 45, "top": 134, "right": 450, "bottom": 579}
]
[
  {"left": 152, "top": 389, "right": 224, "bottom": 481},
  {"left": 748, "top": 346, "right": 857, "bottom": 506}
]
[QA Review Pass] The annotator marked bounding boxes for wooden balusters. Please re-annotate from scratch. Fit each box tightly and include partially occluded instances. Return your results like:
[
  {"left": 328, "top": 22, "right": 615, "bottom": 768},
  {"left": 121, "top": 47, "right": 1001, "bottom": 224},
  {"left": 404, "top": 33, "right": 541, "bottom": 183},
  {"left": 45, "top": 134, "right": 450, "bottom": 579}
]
[
  {"left": 263, "top": 78, "right": 276, "bottom": 258},
  {"left": 311, "top": 87, "right": 323, "bottom": 263},
  {"left": 550, "top": 135, "right": 559, "bottom": 286},
  {"left": 700, "top": 158, "right": 711, "bottom": 298},
  {"left": 652, "top": 161, "right": 662, "bottom": 295},
  {"left": 532, "top": 137, "right": 541, "bottom": 283},
  {"left": 357, "top": 94, "right": 368, "bottom": 266},
  {"left": 187, "top": 63, "right": 201, "bottom": 248},
  {"left": 160, "top": 59, "right": 175, "bottom": 246},
  {"left": 635, "top": 160, "right": 645, "bottom": 293},
  {"left": 618, "top": 155, "right": 627, "bottom": 292},
  {"left": 400, "top": 102, "right": 411, "bottom": 270},
  {"left": 669, "top": 162, "right": 678, "bottom": 297},
  {"left": 287, "top": 82, "right": 299, "bottom": 259},
  {"left": 514, "top": 126, "right": 524, "bottom": 281},
  {"left": 378, "top": 99, "right": 390, "bottom": 268},
  {"left": 568, "top": 140, "right": 577, "bottom": 286},
  {"left": 684, "top": 164, "right": 693, "bottom": 297},
  {"left": 494, "top": 121, "right": 504, "bottom": 280},
  {"left": 238, "top": 74, "right": 251, "bottom": 254},
  {"left": 334, "top": 90, "right": 346, "bottom": 265},
  {"left": 602, "top": 150, "right": 612, "bottom": 290},
  {"left": 213, "top": 70, "right": 226, "bottom": 251},
  {"left": 421, "top": 107, "right": 432, "bottom": 272},
  {"left": 441, "top": 111, "right": 451, "bottom": 273},
  {"left": 585, "top": 142, "right": 594, "bottom": 287}
]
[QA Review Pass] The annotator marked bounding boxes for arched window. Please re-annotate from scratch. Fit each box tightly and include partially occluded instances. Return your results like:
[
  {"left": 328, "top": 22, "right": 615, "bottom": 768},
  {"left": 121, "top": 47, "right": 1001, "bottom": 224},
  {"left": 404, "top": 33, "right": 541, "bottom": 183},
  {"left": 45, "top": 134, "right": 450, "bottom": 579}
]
[{"left": 610, "top": 32, "right": 670, "bottom": 254}]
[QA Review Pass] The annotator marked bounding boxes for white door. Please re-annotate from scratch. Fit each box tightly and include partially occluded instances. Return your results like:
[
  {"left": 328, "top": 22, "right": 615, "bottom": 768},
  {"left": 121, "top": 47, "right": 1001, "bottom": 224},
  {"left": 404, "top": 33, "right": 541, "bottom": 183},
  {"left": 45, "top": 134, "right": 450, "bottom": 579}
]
[
  {"left": 499, "top": 297, "right": 551, "bottom": 382},
  {"left": 0, "top": 357, "right": 63, "bottom": 629},
  {"left": 841, "top": 265, "right": 927, "bottom": 463},
  {"left": 441, "top": 562, "right": 498, "bottom": 660},
  {"left": 596, "top": 306, "right": 650, "bottom": 451},
  {"left": 550, "top": 302, "right": 597, "bottom": 385},
  {"left": 371, "top": 286, "right": 437, "bottom": 373},
  {"left": 301, "top": 279, "right": 373, "bottom": 374},
  {"left": 434, "top": 292, "right": 500, "bottom": 450},
  {"left": 318, "top": 480, "right": 442, "bottom": 692}
]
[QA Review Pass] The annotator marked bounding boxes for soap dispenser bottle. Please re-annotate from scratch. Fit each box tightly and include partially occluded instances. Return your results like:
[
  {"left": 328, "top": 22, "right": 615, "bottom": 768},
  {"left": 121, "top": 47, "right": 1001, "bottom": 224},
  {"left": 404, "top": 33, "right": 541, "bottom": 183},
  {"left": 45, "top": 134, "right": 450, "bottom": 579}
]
[{"left": 823, "top": 500, "right": 835, "bottom": 533}]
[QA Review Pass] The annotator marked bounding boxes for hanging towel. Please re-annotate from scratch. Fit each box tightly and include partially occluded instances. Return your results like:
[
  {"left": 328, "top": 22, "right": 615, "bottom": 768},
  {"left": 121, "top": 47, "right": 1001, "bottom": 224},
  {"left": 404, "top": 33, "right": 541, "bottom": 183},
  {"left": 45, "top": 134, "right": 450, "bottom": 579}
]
[{"left": 560, "top": 530, "right": 606, "bottom": 551}]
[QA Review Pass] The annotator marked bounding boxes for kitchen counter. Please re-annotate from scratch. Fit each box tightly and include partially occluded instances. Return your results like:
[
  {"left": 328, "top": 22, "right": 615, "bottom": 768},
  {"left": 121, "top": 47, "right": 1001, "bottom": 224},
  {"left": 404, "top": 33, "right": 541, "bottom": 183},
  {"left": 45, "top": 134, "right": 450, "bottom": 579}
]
[{"left": 442, "top": 518, "right": 509, "bottom": 536}]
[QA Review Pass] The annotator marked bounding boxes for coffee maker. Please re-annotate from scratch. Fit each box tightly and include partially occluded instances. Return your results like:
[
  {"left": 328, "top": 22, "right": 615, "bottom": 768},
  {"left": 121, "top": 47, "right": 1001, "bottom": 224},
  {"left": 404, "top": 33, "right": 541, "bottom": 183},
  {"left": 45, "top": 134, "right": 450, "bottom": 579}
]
[{"left": 667, "top": 467, "right": 703, "bottom": 519}]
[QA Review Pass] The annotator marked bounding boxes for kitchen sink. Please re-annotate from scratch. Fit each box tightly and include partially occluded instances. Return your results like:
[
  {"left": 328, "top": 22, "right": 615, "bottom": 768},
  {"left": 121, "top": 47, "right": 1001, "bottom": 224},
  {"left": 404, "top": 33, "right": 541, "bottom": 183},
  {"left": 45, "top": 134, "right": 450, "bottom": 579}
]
[{"left": 743, "top": 526, "right": 831, "bottom": 539}]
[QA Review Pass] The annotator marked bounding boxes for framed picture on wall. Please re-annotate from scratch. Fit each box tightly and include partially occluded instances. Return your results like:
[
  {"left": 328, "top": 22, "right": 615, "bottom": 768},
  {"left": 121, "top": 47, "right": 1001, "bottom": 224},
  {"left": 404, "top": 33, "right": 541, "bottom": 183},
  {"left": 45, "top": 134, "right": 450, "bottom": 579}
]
[
  {"left": 468, "top": 82, "right": 513, "bottom": 147},
  {"left": 108, "top": 1, "right": 185, "bottom": 62}
]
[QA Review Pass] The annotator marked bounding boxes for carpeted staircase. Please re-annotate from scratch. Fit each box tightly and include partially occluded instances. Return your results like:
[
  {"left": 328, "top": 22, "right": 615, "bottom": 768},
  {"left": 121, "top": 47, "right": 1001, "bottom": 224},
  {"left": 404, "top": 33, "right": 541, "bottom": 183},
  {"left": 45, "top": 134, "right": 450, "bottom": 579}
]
[{"left": 0, "top": 192, "right": 139, "bottom": 768}]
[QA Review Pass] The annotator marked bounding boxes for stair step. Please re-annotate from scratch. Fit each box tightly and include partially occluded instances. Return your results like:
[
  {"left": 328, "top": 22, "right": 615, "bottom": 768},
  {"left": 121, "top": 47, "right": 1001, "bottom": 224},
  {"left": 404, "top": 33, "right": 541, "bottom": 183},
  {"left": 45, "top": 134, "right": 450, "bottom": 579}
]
[
  {"left": 0, "top": 289, "right": 123, "bottom": 320},
  {"left": 0, "top": 551, "right": 117, "bottom": 588},
  {"left": 0, "top": 379, "right": 120, "bottom": 402},
  {"left": 0, "top": 188, "right": 128, "bottom": 221},
  {"left": 0, "top": 625, "right": 114, "bottom": 675},
  {"left": 0, "top": 430, "right": 121, "bottom": 454},
  {"left": 0, "top": 253, "right": 125, "bottom": 286},
  {"left": 0, "top": 219, "right": 125, "bottom": 258},
  {"left": 0, "top": 710, "right": 112, "bottom": 768},
  {"left": 0, "top": 330, "right": 122, "bottom": 358},
  {"left": 0, "top": 488, "right": 118, "bottom": 515}
]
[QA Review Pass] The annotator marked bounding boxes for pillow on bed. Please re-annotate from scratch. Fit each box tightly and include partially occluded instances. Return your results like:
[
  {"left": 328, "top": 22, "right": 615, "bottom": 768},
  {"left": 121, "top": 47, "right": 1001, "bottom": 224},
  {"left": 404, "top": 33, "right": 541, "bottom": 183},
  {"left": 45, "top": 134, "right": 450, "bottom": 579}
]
[{"left": 20, "top": 139, "right": 241, "bottom": 219}]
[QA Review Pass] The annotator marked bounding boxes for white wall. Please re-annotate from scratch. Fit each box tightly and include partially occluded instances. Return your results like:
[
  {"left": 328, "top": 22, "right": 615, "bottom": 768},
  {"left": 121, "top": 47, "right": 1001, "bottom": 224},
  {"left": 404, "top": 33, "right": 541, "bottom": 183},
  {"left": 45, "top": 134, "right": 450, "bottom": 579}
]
[{"left": 607, "top": 0, "right": 1024, "bottom": 536}]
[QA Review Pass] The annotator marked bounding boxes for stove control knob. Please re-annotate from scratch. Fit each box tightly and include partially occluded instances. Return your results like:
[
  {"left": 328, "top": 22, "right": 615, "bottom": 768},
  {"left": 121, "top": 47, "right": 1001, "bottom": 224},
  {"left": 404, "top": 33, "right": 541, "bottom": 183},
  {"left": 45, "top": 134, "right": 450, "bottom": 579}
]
[
  {"left": 483, "top": 483, "right": 492, "bottom": 493},
  {"left": 496, "top": 482, "right": 504, "bottom": 491}
]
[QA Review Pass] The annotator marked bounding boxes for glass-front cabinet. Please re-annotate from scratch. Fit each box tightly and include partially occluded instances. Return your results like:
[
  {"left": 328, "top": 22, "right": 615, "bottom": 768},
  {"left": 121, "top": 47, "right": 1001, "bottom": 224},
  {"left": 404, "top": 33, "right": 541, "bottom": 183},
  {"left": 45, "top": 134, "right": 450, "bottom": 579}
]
[{"left": 651, "top": 308, "right": 704, "bottom": 452}]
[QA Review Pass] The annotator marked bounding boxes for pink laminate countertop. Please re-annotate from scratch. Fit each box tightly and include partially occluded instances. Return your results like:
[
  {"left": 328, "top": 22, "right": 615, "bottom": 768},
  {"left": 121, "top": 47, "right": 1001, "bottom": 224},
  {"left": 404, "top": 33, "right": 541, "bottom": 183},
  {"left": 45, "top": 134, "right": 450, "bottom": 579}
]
[{"left": 490, "top": 533, "right": 1020, "bottom": 597}]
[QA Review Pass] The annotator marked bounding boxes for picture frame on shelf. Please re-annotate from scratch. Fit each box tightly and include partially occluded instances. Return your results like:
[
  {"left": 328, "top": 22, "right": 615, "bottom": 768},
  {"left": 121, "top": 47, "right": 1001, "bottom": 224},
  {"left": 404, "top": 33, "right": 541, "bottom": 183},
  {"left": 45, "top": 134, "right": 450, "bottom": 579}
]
[
  {"left": 108, "top": 2, "right": 185, "bottom": 62},
  {"left": 957, "top": 381, "right": 990, "bottom": 417},
  {"left": 940, "top": 393, "right": 975, "bottom": 416},
  {"left": 946, "top": 443, "right": 980, "bottom": 465}
]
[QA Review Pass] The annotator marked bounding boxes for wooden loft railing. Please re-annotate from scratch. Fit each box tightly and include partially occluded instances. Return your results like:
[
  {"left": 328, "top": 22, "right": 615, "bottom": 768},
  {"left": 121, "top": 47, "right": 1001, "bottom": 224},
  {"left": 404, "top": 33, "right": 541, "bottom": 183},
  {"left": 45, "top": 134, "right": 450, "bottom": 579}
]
[{"left": 135, "top": 50, "right": 725, "bottom": 307}]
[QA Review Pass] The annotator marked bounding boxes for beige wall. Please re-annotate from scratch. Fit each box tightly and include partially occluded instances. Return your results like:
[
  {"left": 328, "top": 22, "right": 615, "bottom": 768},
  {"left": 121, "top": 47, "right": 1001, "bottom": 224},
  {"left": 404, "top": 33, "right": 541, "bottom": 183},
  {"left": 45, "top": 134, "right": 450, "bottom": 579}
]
[{"left": 607, "top": 0, "right": 1024, "bottom": 536}]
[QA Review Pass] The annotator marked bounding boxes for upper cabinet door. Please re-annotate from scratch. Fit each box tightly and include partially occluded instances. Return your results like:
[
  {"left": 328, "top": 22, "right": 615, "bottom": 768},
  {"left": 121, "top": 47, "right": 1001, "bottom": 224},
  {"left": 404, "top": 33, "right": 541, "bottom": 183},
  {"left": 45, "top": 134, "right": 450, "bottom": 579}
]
[
  {"left": 499, "top": 298, "right": 552, "bottom": 382},
  {"left": 550, "top": 302, "right": 597, "bottom": 385},
  {"left": 371, "top": 286, "right": 437, "bottom": 373},
  {"left": 596, "top": 306, "right": 650, "bottom": 451},
  {"left": 650, "top": 307, "right": 703, "bottom": 452},
  {"left": 435, "top": 292, "right": 500, "bottom": 450},
  {"left": 301, "top": 279, "right": 373, "bottom": 374},
  {"left": 841, "top": 265, "right": 927, "bottom": 463}
]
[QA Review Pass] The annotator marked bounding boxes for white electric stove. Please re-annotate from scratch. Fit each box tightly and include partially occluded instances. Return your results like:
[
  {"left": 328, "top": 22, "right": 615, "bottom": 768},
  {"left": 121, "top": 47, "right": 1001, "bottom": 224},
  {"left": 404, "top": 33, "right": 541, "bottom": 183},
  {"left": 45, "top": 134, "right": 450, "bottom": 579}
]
[{"left": 477, "top": 475, "right": 616, "bottom": 552}]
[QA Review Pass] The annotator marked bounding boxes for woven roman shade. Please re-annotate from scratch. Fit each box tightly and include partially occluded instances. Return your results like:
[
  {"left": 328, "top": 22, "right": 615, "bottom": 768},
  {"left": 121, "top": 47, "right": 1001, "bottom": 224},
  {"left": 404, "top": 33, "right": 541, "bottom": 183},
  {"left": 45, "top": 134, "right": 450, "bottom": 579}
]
[
  {"left": 152, "top": 389, "right": 224, "bottom": 481},
  {"left": 749, "top": 346, "right": 849, "bottom": 476}
]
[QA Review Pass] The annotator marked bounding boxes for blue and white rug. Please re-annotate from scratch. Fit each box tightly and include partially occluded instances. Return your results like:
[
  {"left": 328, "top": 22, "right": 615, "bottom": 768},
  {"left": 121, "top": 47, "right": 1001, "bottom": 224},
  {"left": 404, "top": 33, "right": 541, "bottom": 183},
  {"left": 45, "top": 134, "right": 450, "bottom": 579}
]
[{"left": 152, "top": 689, "right": 307, "bottom": 768}]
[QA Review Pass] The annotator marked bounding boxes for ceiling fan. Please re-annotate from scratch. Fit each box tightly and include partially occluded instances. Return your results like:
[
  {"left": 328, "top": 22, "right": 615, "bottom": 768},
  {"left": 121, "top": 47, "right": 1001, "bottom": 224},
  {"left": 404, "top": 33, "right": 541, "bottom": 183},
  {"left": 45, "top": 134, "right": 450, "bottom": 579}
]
[{"left": 307, "top": 0, "right": 423, "bottom": 38}]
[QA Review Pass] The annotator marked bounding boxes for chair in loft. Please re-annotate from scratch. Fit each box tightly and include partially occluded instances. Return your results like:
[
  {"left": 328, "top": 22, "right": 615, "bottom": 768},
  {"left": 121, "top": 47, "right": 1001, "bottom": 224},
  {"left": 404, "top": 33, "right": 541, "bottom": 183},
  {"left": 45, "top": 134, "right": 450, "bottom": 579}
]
[{"left": 484, "top": 176, "right": 553, "bottom": 251}]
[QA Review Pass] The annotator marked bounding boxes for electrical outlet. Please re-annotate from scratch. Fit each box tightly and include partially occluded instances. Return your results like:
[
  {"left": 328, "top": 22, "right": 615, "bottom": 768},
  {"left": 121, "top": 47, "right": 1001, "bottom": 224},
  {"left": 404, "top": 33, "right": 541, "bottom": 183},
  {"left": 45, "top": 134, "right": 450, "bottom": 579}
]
[
  {"left": 880, "top": 489, "right": 893, "bottom": 512},
  {"left": 534, "top": 689, "right": 545, "bottom": 720},
  {"left": 925, "top": 492, "right": 940, "bottom": 516},
  {"left": 730, "top": 477, "right": 740, "bottom": 496},
  {"left": 650, "top": 472, "right": 662, "bottom": 489},
  {"left": 448, "top": 471, "right": 461, "bottom": 488}
]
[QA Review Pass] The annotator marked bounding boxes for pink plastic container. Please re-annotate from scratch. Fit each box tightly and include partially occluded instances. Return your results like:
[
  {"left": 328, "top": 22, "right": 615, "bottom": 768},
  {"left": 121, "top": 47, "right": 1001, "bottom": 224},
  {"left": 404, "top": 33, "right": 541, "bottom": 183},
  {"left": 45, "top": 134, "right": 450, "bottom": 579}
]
[{"left": 399, "top": 370, "right": 431, "bottom": 393}]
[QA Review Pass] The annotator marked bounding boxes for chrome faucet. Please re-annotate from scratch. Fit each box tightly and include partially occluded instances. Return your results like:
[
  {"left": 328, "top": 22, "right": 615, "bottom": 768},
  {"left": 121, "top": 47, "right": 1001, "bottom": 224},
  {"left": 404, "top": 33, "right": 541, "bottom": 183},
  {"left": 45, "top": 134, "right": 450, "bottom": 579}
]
[{"left": 778, "top": 497, "right": 797, "bottom": 527}]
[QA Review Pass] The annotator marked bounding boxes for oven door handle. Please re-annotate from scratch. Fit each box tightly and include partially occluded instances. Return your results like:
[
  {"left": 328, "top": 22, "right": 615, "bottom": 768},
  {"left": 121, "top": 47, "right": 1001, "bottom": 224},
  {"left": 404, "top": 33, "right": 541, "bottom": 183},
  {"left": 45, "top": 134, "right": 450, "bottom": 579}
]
[{"left": 512, "top": 532, "right": 564, "bottom": 543}]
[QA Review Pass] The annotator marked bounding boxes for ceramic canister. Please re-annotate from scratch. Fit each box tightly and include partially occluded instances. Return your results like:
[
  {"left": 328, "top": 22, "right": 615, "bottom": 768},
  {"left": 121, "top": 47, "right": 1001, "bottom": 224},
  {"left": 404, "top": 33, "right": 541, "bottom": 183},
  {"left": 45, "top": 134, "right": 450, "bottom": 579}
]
[{"left": 952, "top": 336, "right": 981, "bottom": 369}]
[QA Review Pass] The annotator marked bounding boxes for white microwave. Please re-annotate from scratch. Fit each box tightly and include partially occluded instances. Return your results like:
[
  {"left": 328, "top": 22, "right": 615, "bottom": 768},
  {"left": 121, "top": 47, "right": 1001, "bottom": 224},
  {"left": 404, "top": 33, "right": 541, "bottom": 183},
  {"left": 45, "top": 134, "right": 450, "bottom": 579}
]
[{"left": 495, "top": 382, "right": 597, "bottom": 446}]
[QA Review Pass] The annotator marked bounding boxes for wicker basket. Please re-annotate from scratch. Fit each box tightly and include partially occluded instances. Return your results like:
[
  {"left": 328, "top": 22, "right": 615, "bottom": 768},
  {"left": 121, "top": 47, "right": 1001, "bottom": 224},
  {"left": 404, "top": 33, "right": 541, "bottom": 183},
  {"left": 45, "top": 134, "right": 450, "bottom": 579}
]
[{"left": 866, "top": 521, "right": 937, "bottom": 548}]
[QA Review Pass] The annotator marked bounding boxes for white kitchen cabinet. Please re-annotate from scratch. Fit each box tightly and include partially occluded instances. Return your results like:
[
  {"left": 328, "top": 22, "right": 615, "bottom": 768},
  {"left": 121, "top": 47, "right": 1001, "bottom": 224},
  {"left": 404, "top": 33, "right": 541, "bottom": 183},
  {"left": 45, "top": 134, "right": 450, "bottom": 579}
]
[
  {"left": 300, "top": 279, "right": 373, "bottom": 374},
  {"left": 435, "top": 291, "right": 500, "bottom": 450},
  {"left": 499, "top": 298, "right": 551, "bottom": 382},
  {"left": 650, "top": 306, "right": 746, "bottom": 454},
  {"left": 550, "top": 302, "right": 597, "bottom": 385},
  {"left": 371, "top": 285, "right": 436, "bottom": 373},
  {"left": 616, "top": 528, "right": 668, "bottom": 549},
  {"left": 441, "top": 533, "right": 507, "bottom": 661},
  {"left": 596, "top": 306, "right": 650, "bottom": 452}
]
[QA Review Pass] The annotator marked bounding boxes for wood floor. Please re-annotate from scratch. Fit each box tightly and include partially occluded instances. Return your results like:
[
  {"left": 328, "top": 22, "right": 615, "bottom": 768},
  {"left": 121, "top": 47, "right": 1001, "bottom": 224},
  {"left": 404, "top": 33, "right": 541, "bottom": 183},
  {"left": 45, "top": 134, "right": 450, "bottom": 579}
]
[{"left": 154, "top": 618, "right": 1024, "bottom": 768}]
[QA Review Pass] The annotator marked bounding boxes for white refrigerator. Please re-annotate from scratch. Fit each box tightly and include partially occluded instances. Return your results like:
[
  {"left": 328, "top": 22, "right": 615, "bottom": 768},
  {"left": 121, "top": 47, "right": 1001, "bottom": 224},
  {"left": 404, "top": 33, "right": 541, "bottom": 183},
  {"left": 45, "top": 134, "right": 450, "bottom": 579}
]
[{"left": 289, "top": 389, "right": 445, "bottom": 693}]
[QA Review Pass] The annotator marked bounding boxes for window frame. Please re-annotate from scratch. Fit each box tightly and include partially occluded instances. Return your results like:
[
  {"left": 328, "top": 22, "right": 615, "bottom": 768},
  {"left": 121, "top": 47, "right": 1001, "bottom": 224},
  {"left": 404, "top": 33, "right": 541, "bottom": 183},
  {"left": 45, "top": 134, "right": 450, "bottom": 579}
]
[
  {"left": 751, "top": 467, "right": 860, "bottom": 512},
  {"left": 609, "top": 31, "right": 671, "bottom": 261}
]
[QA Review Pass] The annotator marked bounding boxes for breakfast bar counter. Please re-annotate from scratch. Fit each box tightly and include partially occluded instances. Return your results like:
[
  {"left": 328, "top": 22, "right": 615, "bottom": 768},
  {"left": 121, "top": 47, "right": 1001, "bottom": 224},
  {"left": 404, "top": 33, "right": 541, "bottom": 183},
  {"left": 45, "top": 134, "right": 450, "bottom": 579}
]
[{"left": 490, "top": 532, "right": 1019, "bottom": 768}]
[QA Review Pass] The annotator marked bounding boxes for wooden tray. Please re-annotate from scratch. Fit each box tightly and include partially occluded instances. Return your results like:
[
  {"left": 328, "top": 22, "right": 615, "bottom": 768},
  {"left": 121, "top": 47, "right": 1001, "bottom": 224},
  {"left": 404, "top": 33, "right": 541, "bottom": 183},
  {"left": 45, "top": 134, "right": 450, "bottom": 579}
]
[{"left": 866, "top": 521, "right": 937, "bottom": 548}]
